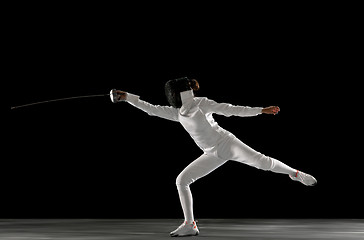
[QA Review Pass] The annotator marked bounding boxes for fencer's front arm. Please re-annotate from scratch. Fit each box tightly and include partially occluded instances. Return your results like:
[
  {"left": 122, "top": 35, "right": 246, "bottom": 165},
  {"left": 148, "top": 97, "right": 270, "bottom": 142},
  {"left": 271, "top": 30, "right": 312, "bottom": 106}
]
[
  {"left": 125, "top": 93, "right": 179, "bottom": 122},
  {"left": 199, "top": 98, "right": 263, "bottom": 117}
]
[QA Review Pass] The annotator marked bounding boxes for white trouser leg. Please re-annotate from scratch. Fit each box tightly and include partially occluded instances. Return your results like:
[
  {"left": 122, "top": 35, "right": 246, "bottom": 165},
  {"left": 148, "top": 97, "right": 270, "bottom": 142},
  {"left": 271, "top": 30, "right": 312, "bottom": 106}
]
[
  {"left": 219, "top": 137, "right": 297, "bottom": 176},
  {"left": 176, "top": 154, "right": 227, "bottom": 222}
]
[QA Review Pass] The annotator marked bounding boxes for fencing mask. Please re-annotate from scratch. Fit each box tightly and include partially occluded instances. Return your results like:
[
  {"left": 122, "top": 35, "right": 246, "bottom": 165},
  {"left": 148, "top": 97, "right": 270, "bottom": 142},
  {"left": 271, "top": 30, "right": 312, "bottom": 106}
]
[{"left": 165, "top": 77, "right": 193, "bottom": 108}]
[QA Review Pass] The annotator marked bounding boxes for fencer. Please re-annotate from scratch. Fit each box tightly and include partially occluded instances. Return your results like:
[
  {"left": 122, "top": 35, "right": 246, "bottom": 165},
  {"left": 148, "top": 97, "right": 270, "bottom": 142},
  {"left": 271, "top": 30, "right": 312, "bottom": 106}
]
[{"left": 111, "top": 77, "right": 317, "bottom": 237}]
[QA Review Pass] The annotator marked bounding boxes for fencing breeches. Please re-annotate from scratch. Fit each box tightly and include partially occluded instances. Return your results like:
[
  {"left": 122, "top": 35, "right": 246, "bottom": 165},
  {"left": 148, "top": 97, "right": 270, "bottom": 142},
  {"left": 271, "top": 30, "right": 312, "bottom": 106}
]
[{"left": 175, "top": 136, "right": 297, "bottom": 222}]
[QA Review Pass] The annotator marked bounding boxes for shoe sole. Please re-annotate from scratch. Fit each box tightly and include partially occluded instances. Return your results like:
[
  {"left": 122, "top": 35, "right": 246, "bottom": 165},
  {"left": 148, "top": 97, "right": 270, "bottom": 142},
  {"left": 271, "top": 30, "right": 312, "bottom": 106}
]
[{"left": 170, "top": 232, "right": 199, "bottom": 237}]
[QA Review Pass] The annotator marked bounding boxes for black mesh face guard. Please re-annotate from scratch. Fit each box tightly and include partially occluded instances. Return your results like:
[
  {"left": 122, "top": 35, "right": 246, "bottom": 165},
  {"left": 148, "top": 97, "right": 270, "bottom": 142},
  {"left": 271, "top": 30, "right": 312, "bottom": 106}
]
[{"left": 165, "top": 77, "right": 191, "bottom": 108}]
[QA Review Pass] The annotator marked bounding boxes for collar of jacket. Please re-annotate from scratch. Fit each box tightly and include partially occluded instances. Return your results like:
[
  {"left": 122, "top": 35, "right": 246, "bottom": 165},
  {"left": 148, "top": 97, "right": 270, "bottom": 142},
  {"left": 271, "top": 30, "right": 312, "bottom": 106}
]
[{"left": 179, "top": 90, "right": 194, "bottom": 115}]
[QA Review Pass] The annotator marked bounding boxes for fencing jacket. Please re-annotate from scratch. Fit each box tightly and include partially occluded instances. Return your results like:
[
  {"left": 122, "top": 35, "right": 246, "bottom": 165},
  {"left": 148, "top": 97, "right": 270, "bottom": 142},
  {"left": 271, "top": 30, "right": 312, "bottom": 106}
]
[{"left": 126, "top": 90, "right": 263, "bottom": 153}]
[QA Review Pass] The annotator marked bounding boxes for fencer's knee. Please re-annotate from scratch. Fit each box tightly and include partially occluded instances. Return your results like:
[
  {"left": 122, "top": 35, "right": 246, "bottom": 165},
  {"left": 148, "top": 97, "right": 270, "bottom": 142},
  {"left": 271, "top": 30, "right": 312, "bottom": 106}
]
[
  {"left": 176, "top": 171, "right": 193, "bottom": 189},
  {"left": 253, "top": 154, "right": 274, "bottom": 171}
]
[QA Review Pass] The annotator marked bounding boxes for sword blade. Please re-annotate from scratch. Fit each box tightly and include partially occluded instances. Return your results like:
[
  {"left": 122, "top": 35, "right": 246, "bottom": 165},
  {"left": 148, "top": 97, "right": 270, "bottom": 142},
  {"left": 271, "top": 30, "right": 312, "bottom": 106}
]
[{"left": 11, "top": 93, "right": 109, "bottom": 110}]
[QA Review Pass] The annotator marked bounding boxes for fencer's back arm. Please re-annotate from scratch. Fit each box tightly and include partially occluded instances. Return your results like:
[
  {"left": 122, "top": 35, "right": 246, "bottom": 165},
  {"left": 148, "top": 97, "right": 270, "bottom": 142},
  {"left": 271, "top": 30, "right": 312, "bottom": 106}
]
[
  {"left": 125, "top": 93, "right": 179, "bottom": 122},
  {"left": 199, "top": 97, "right": 263, "bottom": 117}
]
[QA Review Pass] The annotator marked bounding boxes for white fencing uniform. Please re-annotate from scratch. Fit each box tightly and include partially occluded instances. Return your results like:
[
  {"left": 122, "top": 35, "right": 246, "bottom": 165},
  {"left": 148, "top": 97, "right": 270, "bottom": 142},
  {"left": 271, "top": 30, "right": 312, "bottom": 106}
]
[{"left": 125, "top": 90, "right": 296, "bottom": 222}]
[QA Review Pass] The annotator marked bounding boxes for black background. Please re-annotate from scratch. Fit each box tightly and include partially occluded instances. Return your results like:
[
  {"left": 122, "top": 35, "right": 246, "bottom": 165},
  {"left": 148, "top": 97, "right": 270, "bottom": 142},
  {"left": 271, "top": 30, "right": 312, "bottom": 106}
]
[{"left": 7, "top": 3, "right": 361, "bottom": 219}]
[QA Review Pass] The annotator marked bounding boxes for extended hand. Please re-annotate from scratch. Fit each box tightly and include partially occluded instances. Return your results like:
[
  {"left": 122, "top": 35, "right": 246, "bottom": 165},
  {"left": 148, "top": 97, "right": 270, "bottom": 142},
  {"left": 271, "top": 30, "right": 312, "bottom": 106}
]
[
  {"left": 115, "top": 90, "right": 127, "bottom": 101},
  {"left": 262, "top": 106, "right": 280, "bottom": 115}
]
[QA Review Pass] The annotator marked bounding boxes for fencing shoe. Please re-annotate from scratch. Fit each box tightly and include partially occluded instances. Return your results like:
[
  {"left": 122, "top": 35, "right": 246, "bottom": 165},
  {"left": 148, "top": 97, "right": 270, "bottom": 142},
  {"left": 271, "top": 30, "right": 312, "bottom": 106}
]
[
  {"left": 290, "top": 170, "right": 317, "bottom": 186},
  {"left": 170, "top": 221, "right": 199, "bottom": 237}
]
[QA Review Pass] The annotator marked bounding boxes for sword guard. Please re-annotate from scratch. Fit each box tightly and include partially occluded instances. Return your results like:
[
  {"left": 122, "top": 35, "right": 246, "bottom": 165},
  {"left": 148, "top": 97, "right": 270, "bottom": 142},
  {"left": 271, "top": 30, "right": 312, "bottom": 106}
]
[{"left": 110, "top": 89, "right": 125, "bottom": 103}]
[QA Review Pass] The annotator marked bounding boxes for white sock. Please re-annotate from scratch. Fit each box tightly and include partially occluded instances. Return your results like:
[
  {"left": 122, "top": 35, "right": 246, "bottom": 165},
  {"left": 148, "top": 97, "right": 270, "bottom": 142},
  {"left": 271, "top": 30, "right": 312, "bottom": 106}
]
[
  {"left": 177, "top": 185, "right": 194, "bottom": 223},
  {"left": 270, "top": 158, "right": 297, "bottom": 176}
]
